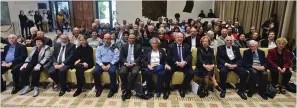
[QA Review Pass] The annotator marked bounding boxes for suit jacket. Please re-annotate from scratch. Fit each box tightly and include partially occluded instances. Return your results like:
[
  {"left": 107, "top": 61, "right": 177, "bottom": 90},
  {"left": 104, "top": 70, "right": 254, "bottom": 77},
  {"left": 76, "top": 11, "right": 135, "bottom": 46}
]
[
  {"left": 31, "top": 37, "right": 53, "bottom": 47},
  {"left": 167, "top": 43, "right": 192, "bottom": 67},
  {"left": 142, "top": 48, "right": 166, "bottom": 68},
  {"left": 1, "top": 43, "right": 27, "bottom": 66},
  {"left": 232, "top": 26, "right": 244, "bottom": 34},
  {"left": 119, "top": 43, "right": 143, "bottom": 66},
  {"left": 24, "top": 45, "right": 51, "bottom": 68},
  {"left": 216, "top": 45, "right": 242, "bottom": 69},
  {"left": 242, "top": 49, "right": 268, "bottom": 69},
  {"left": 267, "top": 48, "right": 292, "bottom": 69},
  {"left": 233, "top": 40, "right": 248, "bottom": 48},
  {"left": 52, "top": 43, "right": 76, "bottom": 66},
  {"left": 184, "top": 36, "right": 201, "bottom": 48},
  {"left": 260, "top": 39, "right": 276, "bottom": 48}
]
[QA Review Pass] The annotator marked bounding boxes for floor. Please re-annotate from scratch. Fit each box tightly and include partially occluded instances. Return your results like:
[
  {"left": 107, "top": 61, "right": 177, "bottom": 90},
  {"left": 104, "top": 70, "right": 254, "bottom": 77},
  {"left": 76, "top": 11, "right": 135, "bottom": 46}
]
[{"left": 1, "top": 32, "right": 296, "bottom": 108}]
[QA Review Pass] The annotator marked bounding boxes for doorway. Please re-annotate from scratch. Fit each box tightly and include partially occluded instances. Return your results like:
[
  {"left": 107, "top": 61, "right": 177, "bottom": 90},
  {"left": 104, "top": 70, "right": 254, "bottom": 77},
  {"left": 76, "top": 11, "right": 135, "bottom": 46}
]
[{"left": 97, "top": 0, "right": 116, "bottom": 27}]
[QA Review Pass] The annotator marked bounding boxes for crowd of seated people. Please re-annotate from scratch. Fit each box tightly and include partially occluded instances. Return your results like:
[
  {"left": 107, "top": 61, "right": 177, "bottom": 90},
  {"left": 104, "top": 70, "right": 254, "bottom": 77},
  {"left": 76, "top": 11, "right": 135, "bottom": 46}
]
[{"left": 1, "top": 15, "right": 295, "bottom": 101}]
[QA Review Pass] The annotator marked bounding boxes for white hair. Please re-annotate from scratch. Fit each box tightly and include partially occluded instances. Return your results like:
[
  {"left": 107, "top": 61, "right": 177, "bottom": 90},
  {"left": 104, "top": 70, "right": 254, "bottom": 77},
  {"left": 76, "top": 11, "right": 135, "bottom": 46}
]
[
  {"left": 149, "top": 37, "right": 161, "bottom": 45},
  {"left": 249, "top": 40, "right": 258, "bottom": 46},
  {"left": 207, "top": 30, "right": 214, "bottom": 35},
  {"left": 224, "top": 36, "right": 234, "bottom": 42},
  {"left": 8, "top": 34, "right": 17, "bottom": 38}
]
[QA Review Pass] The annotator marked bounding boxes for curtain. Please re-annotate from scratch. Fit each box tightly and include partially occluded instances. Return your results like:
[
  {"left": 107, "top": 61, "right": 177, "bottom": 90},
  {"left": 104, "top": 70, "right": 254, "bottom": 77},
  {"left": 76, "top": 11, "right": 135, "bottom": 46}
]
[{"left": 214, "top": 1, "right": 296, "bottom": 49}]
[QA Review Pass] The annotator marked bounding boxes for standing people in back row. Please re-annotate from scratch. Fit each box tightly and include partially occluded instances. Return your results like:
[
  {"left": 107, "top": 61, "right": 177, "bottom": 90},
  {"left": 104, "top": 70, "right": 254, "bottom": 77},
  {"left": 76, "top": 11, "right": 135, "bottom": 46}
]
[
  {"left": 19, "top": 10, "right": 28, "bottom": 38},
  {"left": 27, "top": 11, "right": 35, "bottom": 38},
  {"left": 34, "top": 11, "right": 43, "bottom": 31}
]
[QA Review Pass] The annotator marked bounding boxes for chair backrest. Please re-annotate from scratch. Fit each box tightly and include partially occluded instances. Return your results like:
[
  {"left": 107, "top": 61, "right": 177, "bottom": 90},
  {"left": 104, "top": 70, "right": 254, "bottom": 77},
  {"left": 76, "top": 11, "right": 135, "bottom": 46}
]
[
  {"left": 93, "top": 48, "right": 96, "bottom": 64},
  {"left": 239, "top": 48, "right": 269, "bottom": 57},
  {"left": 191, "top": 48, "right": 197, "bottom": 66}
]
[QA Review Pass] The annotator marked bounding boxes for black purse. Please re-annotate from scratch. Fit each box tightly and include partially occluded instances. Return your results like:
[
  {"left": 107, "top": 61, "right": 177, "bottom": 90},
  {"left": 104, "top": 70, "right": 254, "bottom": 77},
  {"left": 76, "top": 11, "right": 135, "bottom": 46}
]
[
  {"left": 286, "top": 83, "right": 296, "bottom": 93},
  {"left": 197, "top": 84, "right": 208, "bottom": 98},
  {"left": 264, "top": 83, "right": 276, "bottom": 99}
]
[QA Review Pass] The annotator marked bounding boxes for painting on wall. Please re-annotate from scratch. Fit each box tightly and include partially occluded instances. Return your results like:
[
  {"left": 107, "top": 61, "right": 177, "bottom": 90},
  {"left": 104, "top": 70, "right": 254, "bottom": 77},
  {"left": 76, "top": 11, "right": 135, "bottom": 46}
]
[
  {"left": 142, "top": 1, "right": 167, "bottom": 21},
  {"left": 1, "top": 2, "right": 11, "bottom": 25}
]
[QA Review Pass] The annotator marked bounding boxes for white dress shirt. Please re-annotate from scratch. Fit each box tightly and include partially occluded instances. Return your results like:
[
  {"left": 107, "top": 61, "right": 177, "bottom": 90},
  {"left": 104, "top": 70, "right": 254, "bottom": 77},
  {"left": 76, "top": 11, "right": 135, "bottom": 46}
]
[
  {"left": 226, "top": 46, "right": 235, "bottom": 60},
  {"left": 268, "top": 40, "right": 276, "bottom": 49},
  {"left": 150, "top": 50, "right": 160, "bottom": 66},
  {"left": 128, "top": 44, "right": 134, "bottom": 63},
  {"left": 191, "top": 37, "right": 196, "bottom": 48}
]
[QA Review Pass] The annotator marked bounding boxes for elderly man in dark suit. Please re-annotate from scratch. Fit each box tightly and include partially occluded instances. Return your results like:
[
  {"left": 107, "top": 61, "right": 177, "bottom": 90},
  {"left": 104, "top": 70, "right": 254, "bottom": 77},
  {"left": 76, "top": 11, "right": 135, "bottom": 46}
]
[
  {"left": 184, "top": 27, "right": 201, "bottom": 49},
  {"left": 242, "top": 40, "right": 269, "bottom": 100},
  {"left": 216, "top": 36, "right": 249, "bottom": 100},
  {"left": 166, "top": 32, "right": 193, "bottom": 98},
  {"left": 1, "top": 34, "right": 27, "bottom": 93},
  {"left": 119, "top": 34, "right": 143, "bottom": 101},
  {"left": 48, "top": 34, "right": 76, "bottom": 96},
  {"left": 29, "top": 31, "right": 52, "bottom": 47}
]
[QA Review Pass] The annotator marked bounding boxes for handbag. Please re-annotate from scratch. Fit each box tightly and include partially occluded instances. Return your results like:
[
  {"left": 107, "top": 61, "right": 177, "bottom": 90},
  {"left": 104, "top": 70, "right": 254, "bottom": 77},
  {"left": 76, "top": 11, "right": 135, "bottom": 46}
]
[
  {"left": 264, "top": 83, "right": 276, "bottom": 99},
  {"left": 286, "top": 83, "right": 296, "bottom": 93}
]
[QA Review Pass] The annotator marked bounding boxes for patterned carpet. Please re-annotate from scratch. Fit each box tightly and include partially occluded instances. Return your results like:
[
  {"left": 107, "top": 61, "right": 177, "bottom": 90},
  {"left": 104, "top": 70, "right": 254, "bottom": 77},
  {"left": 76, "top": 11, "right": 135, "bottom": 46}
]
[{"left": 1, "top": 72, "right": 296, "bottom": 108}]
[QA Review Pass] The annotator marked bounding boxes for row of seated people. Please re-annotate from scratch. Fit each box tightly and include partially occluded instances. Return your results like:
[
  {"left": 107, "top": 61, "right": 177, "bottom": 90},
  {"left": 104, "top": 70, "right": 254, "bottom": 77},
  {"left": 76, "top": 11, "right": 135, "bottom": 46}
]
[{"left": 1, "top": 32, "right": 292, "bottom": 101}]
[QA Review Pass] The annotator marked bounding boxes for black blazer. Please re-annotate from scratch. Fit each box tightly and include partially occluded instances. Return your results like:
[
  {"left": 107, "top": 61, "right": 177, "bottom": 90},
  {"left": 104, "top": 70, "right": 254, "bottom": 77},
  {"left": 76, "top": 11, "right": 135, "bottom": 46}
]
[
  {"left": 30, "top": 37, "right": 53, "bottom": 47},
  {"left": 52, "top": 43, "right": 76, "bottom": 66},
  {"left": 167, "top": 43, "right": 192, "bottom": 67},
  {"left": 1, "top": 43, "right": 27, "bottom": 66},
  {"left": 242, "top": 49, "right": 268, "bottom": 69},
  {"left": 34, "top": 14, "right": 42, "bottom": 24},
  {"left": 119, "top": 43, "right": 143, "bottom": 66},
  {"left": 75, "top": 44, "right": 94, "bottom": 69},
  {"left": 232, "top": 26, "right": 244, "bottom": 34},
  {"left": 19, "top": 14, "right": 28, "bottom": 25},
  {"left": 197, "top": 47, "right": 215, "bottom": 68},
  {"left": 260, "top": 39, "right": 275, "bottom": 48},
  {"left": 216, "top": 45, "right": 242, "bottom": 69},
  {"left": 142, "top": 48, "right": 166, "bottom": 68},
  {"left": 184, "top": 36, "right": 201, "bottom": 48}
]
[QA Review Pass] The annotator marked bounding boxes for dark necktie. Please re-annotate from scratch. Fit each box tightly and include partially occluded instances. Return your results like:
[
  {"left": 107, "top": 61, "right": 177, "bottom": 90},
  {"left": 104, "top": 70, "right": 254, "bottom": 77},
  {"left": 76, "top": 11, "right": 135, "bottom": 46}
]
[
  {"left": 178, "top": 46, "right": 182, "bottom": 61},
  {"left": 58, "top": 46, "right": 65, "bottom": 64}
]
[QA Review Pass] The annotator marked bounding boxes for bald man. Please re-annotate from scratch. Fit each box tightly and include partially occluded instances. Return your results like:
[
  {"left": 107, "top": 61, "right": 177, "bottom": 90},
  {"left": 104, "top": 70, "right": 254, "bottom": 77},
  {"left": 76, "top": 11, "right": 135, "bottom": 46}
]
[
  {"left": 48, "top": 34, "right": 76, "bottom": 96},
  {"left": 166, "top": 32, "right": 193, "bottom": 98},
  {"left": 242, "top": 40, "right": 269, "bottom": 100},
  {"left": 30, "top": 31, "right": 52, "bottom": 47},
  {"left": 184, "top": 28, "right": 201, "bottom": 48},
  {"left": 1, "top": 34, "right": 27, "bottom": 93}
]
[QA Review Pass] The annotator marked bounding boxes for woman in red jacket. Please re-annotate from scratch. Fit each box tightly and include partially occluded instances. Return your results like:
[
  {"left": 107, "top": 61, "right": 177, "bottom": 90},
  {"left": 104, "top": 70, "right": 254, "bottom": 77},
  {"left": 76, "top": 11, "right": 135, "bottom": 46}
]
[{"left": 267, "top": 38, "right": 292, "bottom": 94}]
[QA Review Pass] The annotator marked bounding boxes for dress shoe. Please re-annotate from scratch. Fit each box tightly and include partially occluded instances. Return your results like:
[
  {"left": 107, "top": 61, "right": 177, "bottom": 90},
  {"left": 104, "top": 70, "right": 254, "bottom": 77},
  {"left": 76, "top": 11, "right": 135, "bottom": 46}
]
[
  {"left": 163, "top": 90, "right": 169, "bottom": 99},
  {"left": 54, "top": 84, "right": 60, "bottom": 90},
  {"left": 237, "top": 91, "right": 247, "bottom": 100},
  {"left": 247, "top": 91, "right": 253, "bottom": 97},
  {"left": 33, "top": 87, "right": 39, "bottom": 97},
  {"left": 220, "top": 90, "right": 226, "bottom": 98},
  {"left": 259, "top": 93, "right": 268, "bottom": 100},
  {"left": 11, "top": 86, "right": 21, "bottom": 94},
  {"left": 146, "top": 92, "right": 154, "bottom": 99},
  {"left": 126, "top": 90, "right": 132, "bottom": 99},
  {"left": 20, "top": 86, "right": 32, "bottom": 95},
  {"left": 280, "top": 86, "right": 286, "bottom": 94},
  {"left": 215, "top": 86, "right": 222, "bottom": 92},
  {"left": 65, "top": 87, "right": 71, "bottom": 92},
  {"left": 59, "top": 90, "right": 66, "bottom": 96},
  {"left": 179, "top": 89, "right": 185, "bottom": 98},
  {"left": 107, "top": 91, "right": 115, "bottom": 98},
  {"left": 96, "top": 88, "right": 103, "bottom": 97},
  {"left": 73, "top": 89, "right": 82, "bottom": 97},
  {"left": 121, "top": 90, "right": 127, "bottom": 101}
]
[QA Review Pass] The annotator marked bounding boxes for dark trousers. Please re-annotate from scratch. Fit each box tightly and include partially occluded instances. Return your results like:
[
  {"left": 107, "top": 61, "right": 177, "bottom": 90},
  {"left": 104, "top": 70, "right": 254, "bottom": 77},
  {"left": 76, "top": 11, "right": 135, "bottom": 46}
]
[
  {"left": 1, "top": 64, "right": 23, "bottom": 87},
  {"left": 48, "top": 65, "right": 71, "bottom": 90},
  {"left": 219, "top": 66, "right": 248, "bottom": 91},
  {"left": 27, "top": 21, "right": 34, "bottom": 39},
  {"left": 74, "top": 64, "right": 89, "bottom": 89},
  {"left": 143, "top": 65, "right": 165, "bottom": 93},
  {"left": 20, "top": 24, "right": 28, "bottom": 38},
  {"left": 168, "top": 65, "right": 194, "bottom": 90},
  {"left": 92, "top": 63, "right": 117, "bottom": 91},
  {"left": 164, "top": 69, "right": 172, "bottom": 90},
  {"left": 248, "top": 68, "right": 268, "bottom": 94},
  {"left": 35, "top": 23, "right": 43, "bottom": 31},
  {"left": 120, "top": 65, "right": 141, "bottom": 91},
  {"left": 270, "top": 68, "right": 292, "bottom": 86},
  {"left": 20, "top": 63, "right": 43, "bottom": 87}
]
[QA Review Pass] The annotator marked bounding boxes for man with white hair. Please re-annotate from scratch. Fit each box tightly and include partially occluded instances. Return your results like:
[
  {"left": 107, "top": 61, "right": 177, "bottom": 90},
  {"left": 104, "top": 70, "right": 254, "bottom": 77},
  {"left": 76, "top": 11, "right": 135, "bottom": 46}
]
[
  {"left": 207, "top": 30, "right": 218, "bottom": 49},
  {"left": 1, "top": 34, "right": 27, "bottom": 93},
  {"left": 242, "top": 40, "right": 269, "bottom": 100},
  {"left": 216, "top": 28, "right": 228, "bottom": 47},
  {"left": 30, "top": 31, "right": 52, "bottom": 47},
  {"left": 217, "top": 36, "right": 249, "bottom": 100}
]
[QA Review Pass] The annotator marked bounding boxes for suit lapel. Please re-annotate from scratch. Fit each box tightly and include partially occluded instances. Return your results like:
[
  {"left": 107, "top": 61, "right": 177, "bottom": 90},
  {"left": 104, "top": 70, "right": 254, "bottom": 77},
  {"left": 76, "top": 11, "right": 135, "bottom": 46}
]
[
  {"left": 148, "top": 50, "right": 152, "bottom": 63},
  {"left": 159, "top": 49, "right": 162, "bottom": 62}
]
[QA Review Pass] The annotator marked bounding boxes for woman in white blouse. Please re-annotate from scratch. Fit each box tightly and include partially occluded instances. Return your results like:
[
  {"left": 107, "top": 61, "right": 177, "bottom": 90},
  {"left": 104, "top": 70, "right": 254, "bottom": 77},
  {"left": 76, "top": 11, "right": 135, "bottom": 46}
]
[{"left": 142, "top": 37, "right": 167, "bottom": 98}]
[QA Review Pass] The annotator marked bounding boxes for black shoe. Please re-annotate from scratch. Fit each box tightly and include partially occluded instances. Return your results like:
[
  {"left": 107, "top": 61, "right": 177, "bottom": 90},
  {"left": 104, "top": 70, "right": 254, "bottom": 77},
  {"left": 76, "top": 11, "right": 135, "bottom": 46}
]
[
  {"left": 121, "top": 90, "right": 127, "bottom": 101},
  {"left": 96, "top": 88, "right": 103, "bottom": 97},
  {"left": 237, "top": 91, "right": 247, "bottom": 100},
  {"left": 59, "top": 90, "right": 66, "bottom": 96},
  {"left": 11, "top": 86, "right": 21, "bottom": 94},
  {"left": 65, "top": 87, "right": 71, "bottom": 92},
  {"left": 156, "top": 92, "right": 161, "bottom": 98},
  {"left": 107, "top": 91, "right": 115, "bottom": 98},
  {"left": 73, "top": 89, "right": 82, "bottom": 97},
  {"left": 146, "top": 92, "right": 154, "bottom": 99},
  {"left": 163, "top": 90, "right": 169, "bottom": 99},
  {"left": 215, "top": 86, "right": 222, "bottom": 92},
  {"left": 126, "top": 90, "right": 132, "bottom": 99},
  {"left": 259, "top": 93, "right": 268, "bottom": 100},
  {"left": 220, "top": 90, "right": 226, "bottom": 98},
  {"left": 247, "top": 91, "right": 253, "bottom": 97},
  {"left": 280, "top": 86, "right": 286, "bottom": 94},
  {"left": 179, "top": 89, "right": 185, "bottom": 98}
]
